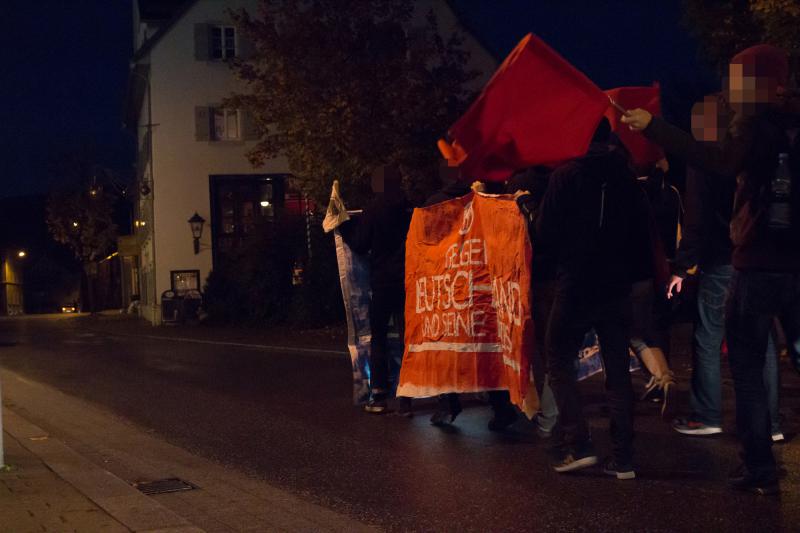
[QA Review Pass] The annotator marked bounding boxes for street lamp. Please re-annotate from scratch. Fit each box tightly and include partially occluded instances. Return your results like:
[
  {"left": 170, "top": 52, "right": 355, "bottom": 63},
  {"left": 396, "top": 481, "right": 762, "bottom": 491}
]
[
  {"left": 17, "top": 250, "right": 26, "bottom": 258},
  {"left": 188, "top": 212, "right": 205, "bottom": 254}
]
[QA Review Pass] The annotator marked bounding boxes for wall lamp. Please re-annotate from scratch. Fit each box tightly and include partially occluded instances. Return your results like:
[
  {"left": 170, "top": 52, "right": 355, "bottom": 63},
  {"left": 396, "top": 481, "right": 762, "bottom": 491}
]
[{"left": 188, "top": 212, "right": 205, "bottom": 254}]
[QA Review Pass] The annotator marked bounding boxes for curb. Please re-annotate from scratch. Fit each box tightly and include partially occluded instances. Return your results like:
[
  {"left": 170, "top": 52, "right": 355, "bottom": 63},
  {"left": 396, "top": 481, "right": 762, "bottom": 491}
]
[{"left": 2, "top": 407, "right": 205, "bottom": 533}]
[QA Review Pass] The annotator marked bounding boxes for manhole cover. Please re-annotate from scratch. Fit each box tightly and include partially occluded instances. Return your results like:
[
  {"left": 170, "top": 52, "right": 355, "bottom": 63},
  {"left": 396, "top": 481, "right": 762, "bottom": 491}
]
[{"left": 133, "top": 478, "right": 197, "bottom": 495}]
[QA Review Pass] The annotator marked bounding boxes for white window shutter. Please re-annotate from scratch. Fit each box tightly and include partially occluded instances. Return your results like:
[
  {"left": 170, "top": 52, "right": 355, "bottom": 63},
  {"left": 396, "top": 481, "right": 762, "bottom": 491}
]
[
  {"left": 195, "top": 106, "right": 211, "bottom": 141},
  {"left": 242, "top": 110, "right": 260, "bottom": 141},
  {"left": 194, "top": 24, "right": 211, "bottom": 60}
]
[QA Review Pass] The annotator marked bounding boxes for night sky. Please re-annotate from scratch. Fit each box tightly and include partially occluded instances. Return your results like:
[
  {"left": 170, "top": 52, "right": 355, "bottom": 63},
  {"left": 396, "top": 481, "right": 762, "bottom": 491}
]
[{"left": 0, "top": 0, "right": 715, "bottom": 200}]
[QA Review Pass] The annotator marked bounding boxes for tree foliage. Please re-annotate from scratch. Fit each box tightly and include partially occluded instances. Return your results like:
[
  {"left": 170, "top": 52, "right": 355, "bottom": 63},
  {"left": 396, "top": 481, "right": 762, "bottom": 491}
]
[
  {"left": 46, "top": 188, "right": 117, "bottom": 265},
  {"left": 683, "top": 0, "right": 800, "bottom": 75},
  {"left": 228, "top": 0, "right": 479, "bottom": 205}
]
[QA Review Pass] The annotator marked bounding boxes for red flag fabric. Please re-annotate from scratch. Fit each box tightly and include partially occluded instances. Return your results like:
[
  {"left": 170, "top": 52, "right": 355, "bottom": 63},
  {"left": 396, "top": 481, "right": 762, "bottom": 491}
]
[
  {"left": 398, "top": 193, "right": 537, "bottom": 411},
  {"left": 447, "top": 33, "right": 610, "bottom": 182},
  {"left": 605, "top": 86, "right": 664, "bottom": 168}
]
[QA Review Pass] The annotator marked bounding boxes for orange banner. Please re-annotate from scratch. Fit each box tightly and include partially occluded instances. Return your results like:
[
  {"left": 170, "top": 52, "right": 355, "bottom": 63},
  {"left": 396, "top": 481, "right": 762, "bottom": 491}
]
[{"left": 397, "top": 193, "right": 537, "bottom": 410}]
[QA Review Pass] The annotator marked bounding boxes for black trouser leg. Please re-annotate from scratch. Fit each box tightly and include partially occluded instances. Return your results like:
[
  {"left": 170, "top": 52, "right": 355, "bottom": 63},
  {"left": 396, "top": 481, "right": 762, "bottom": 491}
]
[
  {"left": 726, "top": 271, "right": 776, "bottom": 478},
  {"left": 546, "top": 293, "right": 592, "bottom": 448},
  {"left": 595, "top": 295, "right": 635, "bottom": 465},
  {"left": 369, "top": 285, "right": 404, "bottom": 393}
]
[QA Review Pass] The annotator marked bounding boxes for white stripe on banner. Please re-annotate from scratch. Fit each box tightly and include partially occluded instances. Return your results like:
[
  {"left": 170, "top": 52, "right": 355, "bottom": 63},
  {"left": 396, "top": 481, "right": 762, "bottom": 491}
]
[{"left": 408, "top": 342, "right": 503, "bottom": 353}]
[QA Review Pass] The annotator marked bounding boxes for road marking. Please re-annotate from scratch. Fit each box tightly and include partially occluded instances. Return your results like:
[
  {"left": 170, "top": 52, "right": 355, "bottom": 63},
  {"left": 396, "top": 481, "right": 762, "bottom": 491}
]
[{"left": 110, "top": 334, "right": 349, "bottom": 356}]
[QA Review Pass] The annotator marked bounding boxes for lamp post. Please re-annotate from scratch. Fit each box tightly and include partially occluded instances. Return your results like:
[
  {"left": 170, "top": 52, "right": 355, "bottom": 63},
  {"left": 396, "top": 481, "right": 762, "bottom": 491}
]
[{"left": 188, "top": 213, "right": 205, "bottom": 254}]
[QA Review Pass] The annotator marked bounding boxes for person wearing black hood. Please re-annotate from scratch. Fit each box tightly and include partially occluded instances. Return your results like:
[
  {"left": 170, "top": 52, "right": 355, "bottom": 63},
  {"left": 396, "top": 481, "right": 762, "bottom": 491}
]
[
  {"left": 341, "top": 166, "right": 412, "bottom": 414},
  {"left": 535, "top": 118, "right": 653, "bottom": 479},
  {"left": 623, "top": 44, "right": 800, "bottom": 494}
]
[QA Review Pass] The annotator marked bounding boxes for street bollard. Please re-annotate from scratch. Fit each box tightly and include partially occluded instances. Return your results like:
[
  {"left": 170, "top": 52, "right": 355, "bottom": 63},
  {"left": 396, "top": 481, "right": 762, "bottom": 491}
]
[{"left": 0, "top": 376, "right": 4, "bottom": 468}]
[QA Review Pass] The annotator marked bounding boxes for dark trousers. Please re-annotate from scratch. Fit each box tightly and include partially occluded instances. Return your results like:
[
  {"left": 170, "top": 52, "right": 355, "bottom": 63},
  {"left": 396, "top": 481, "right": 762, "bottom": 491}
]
[
  {"left": 546, "top": 288, "right": 634, "bottom": 463},
  {"left": 726, "top": 271, "right": 800, "bottom": 478},
  {"left": 369, "top": 284, "right": 405, "bottom": 393}
]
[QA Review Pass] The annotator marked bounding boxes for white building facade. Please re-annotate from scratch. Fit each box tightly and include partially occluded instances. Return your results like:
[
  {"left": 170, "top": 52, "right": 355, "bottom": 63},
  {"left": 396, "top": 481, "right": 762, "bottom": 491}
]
[{"left": 126, "top": 0, "right": 497, "bottom": 325}]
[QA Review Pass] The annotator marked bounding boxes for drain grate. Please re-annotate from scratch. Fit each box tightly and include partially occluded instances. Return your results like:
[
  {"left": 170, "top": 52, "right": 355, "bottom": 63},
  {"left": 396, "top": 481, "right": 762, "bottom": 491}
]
[{"left": 134, "top": 478, "right": 197, "bottom": 495}]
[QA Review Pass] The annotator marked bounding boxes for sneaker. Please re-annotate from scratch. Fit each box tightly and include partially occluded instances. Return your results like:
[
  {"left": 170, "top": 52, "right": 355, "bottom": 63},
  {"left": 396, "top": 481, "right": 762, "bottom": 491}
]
[
  {"left": 772, "top": 432, "right": 785, "bottom": 443},
  {"left": 672, "top": 417, "right": 722, "bottom": 436},
  {"left": 603, "top": 458, "right": 636, "bottom": 480},
  {"left": 488, "top": 406, "right": 518, "bottom": 432},
  {"left": 729, "top": 472, "right": 779, "bottom": 495},
  {"left": 551, "top": 444, "right": 598, "bottom": 473},
  {"left": 364, "top": 394, "right": 388, "bottom": 414}
]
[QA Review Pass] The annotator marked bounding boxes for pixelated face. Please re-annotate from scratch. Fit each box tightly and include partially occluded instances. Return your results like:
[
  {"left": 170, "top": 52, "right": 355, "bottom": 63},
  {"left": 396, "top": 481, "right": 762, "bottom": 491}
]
[
  {"left": 691, "top": 98, "right": 724, "bottom": 142},
  {"left": 726, "top": 61, "right": 780, "bottom": 113}
]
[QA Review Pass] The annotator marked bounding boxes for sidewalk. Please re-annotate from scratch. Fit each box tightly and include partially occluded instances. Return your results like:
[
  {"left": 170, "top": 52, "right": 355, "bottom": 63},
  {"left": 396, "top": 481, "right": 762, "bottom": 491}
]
[
  {"left": 0, "top": 368, "right": 377, "bottom": 533},
  {"left": 1, "top": 427, "right": 128, "bottom": 533}
]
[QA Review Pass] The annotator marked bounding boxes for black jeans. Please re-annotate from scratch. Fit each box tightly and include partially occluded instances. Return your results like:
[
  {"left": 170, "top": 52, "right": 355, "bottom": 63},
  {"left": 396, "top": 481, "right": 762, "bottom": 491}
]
[
  {"left": 546, "top": 288, "right": 634, "bottom": 463},
  {"left": 369, "top": 284, "right": 405, "bottom": 393},
  {"left": 726, "top": 270, "right": 800, "bottom": 478}
]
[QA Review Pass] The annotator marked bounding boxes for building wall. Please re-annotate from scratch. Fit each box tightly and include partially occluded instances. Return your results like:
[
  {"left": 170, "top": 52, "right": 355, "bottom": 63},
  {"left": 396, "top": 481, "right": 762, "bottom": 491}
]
[
  {"left": 138, "top": 0, "right": 289, "bottom": 323},
  {"left": 133, "top": 0, "right": 496, "bottom": 324}
]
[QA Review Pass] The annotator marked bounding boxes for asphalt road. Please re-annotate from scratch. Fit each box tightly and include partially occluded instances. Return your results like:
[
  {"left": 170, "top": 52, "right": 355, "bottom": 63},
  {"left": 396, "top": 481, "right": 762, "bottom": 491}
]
[{"left": 0, "top": 315, "right": 798, "bottom": 532}]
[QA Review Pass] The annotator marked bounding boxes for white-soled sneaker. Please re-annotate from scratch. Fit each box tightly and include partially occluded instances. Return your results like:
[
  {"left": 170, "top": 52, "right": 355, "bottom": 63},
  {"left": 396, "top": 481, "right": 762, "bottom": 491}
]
[{"left": 603, "top": 458, "right": 636, "bottom": 480}]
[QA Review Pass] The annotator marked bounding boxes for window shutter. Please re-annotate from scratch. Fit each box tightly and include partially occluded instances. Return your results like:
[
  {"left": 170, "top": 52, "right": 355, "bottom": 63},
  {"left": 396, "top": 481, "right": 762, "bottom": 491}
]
[
  {"left": 194, "top": 24, "right": 211, "bottom": 60},
  {"left": 237, "top": 30, "right": 254, "bottom": 59},
  {"left": 242, "top": 110, "right": 260, "bottom": 141},
  {"left": 195, "top": 106, "right": 211, "bottom": 141}
]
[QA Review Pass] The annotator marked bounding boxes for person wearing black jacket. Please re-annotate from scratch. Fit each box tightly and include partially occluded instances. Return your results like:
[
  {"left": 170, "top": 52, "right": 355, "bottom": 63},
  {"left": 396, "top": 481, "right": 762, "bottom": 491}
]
[
  {"left": 341, "top": 166, "right": 412, "bottom": 414},
  {"left": 623, "top": 44, "right": 800, "bottom": 494},
  {"left": 535, "top": 120, "right": 652, "bottom": 480}
]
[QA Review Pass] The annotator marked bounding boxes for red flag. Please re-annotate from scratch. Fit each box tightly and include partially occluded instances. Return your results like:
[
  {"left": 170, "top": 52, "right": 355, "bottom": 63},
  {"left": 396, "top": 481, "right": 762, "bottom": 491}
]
[
  {"left": 447, "top": 33, "right": 610, "bottom": 182},
  {"left": 605, "top": 86, "right": 664, "bottom": 168}
]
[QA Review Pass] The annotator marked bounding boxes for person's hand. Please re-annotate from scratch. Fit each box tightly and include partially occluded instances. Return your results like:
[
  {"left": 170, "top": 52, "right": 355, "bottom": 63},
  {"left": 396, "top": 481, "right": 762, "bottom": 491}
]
[
  {"left": 666, "top": 274, "right": 684, "bottom": 299},
  {"left": 655, "top": 157, "right": 669, "bottom": 174},
  {"left": 620, "top": 108, "right": 653, "bottom": 132},
  {"left": 471, "top": 181, "right": 486, "bottom": 193}
]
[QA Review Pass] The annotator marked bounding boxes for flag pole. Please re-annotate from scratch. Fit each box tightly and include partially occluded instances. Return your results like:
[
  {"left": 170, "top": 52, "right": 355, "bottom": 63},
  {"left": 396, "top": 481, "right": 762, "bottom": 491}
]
[{"left": 609, "top": 97, "right": 629, "bottom": 115}]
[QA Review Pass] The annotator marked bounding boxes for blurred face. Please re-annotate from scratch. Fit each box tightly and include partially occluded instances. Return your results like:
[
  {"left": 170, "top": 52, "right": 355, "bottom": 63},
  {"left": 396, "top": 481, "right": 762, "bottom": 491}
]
[
  {"left": 726, "top": 62, "right": 780, "bottom": 114},
  {"left": 691, "top": 99, "right": 720, "bottom": 142}
]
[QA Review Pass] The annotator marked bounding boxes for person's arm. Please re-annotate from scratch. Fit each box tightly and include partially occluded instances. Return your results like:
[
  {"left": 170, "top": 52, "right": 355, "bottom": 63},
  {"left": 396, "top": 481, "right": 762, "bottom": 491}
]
[
  {"left": 339, "top": 205, "right": 374, "bottom": 255},
  {"left": 534, "top": 168, "right": 570, "bottom": 248},
  {"left": 622, "top": 110, "right": 751, "bottom": 178},
  {"left": 672, "top": 167, "right": 706, "bottom": 279}
]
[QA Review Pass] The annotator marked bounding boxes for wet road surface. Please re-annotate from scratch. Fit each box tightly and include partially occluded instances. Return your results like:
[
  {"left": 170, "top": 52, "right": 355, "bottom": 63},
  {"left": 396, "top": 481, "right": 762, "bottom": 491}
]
[{"left": 0, "top": 315, "right": 798, "bottom": 532}]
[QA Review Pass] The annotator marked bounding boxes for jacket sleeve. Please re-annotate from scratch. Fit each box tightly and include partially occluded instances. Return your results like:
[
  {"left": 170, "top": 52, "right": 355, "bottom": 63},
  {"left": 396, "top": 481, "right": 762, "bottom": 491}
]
[
  {"left": 339, "top": 206, "right": 374, "bottom": 255},
  {"left": 644, "top": 117, "right": 750, "bottom": 179},
  {"left": 672, "top": 167, "right": 706, "bottom": 278},
  {"left": 534, "top": 169, "right": 569, "bottom": 248}
]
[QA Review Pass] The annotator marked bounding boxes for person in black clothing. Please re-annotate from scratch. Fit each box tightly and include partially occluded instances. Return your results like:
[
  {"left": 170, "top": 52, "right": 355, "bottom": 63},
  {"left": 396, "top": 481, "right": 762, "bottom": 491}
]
[
  {"left": 623, "top": 44, "right": 800, "bottom": 494},
  {"left": 535, "top": 119, "right": 652, "bottom": 479},
  {"left": 341, "top": 166, "right": 412, "bottom": 414}
]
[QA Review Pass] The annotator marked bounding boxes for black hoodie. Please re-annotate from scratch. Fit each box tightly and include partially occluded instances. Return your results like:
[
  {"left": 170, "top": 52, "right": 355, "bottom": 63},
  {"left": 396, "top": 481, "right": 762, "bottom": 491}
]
[{"left": 535, "top": 145, "right": 652, "bottom": 293}]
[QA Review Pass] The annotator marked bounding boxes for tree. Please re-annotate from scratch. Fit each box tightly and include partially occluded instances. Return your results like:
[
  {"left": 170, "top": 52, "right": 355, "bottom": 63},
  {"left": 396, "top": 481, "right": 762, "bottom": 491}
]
[
  {"left": 683, "top": 0, "right": 800, "bottom": 76},
  {"left": 228, "top": 0, "right": 479, "bottom": 205},
  {"left": 46, "top": 186, "right": 117, "bottom": 313}
]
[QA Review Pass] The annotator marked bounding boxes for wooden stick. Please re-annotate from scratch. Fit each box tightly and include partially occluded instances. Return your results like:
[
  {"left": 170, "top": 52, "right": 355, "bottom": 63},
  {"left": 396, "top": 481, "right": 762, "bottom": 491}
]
[{"left": 609, "top": 98, "right": 628, "bottom": 115}]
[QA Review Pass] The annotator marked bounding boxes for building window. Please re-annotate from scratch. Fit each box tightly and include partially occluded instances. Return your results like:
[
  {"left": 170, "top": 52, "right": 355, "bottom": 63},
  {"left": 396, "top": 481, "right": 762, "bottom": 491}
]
[
  {"left": 210, "top": 175, "right": 288, "bottom": 266},
  {"left": 211, "top": 26, "right": 236, "bottom": 60},
  {"left": 212, "top": 108, "right": 240, "bottom": 141},
  {"left": 171, "top": 270, "right": 200, "bottom": 295}
]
